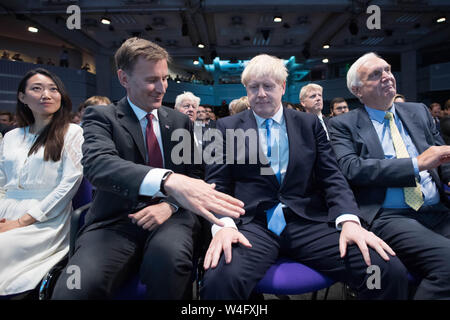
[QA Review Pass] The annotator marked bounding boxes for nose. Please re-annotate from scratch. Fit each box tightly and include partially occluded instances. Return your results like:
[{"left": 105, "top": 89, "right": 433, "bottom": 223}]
[
  {"left": 257, "top": 85, "right": 266, "bottom": 97},
  {"left": 154, "top": 79, "right": 167, "bottom": 94},
  {"left": 41, "top": 88, "right": 51, "bottom": 99}
]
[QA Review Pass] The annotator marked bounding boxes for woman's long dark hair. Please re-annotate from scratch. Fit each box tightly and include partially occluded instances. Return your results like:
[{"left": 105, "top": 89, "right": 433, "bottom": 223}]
[{"left": 16, "top": 68, "right": 72, "bottom": 162}]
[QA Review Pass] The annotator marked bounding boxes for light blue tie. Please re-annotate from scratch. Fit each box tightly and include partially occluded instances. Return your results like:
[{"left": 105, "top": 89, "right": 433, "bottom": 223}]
[{"left": 264, "top": 118, "right": 286, "bottom": 235}]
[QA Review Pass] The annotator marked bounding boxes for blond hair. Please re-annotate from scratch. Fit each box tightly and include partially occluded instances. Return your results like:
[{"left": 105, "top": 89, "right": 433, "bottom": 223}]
[
  {"left": 299, "top": 83, "right": 323, "bottom": 102},
  {"left": 241, "top": 54, "right": 288, "bottom": 87}
]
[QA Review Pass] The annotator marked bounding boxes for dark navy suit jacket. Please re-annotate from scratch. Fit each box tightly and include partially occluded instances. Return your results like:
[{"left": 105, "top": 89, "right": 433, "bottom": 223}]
[{"left": 205, "top": 107, "right": 360, "bottom": 226}]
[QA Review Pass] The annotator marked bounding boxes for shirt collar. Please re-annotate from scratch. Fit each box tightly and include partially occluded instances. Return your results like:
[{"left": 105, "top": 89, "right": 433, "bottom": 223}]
[
  {"left": 253, "top": 104, "right": 284, "bottom": 127},
  {"left": 127, "top": 96, "right": 159, "bottom": 121},
  {"left": 364, "top": 103, "right": 396, "bottom": 124}
]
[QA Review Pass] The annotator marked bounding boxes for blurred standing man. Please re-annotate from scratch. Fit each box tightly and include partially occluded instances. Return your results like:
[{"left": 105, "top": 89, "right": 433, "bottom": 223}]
[
  {"left": 429, "top": 102, "right": 442, "bottom": 132},
  {"left": 328, "top": 52, "right": 450, "bottom": 299},
  {"left": 300, "top": 83, "right": 329, "bottom": 139},
  {"left": 52, "top": 37, "right": 244, "bottom": 300},
  {"left": 330, "top": 97, "right": 349, "bottom": 117}
]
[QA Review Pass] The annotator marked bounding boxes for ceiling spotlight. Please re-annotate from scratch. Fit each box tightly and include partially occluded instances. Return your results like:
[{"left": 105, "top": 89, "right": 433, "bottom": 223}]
[
  {"left": 193, "top": 60, "right": 199, "bottom": 65},
  {"left": 323, "top": 44, "right": 330, "bottom": 49},
  {"left": 197, "top": 43, "right": 205, "bottom": 49},
  {"left": 437, "top": 17, "right": 446, "bottom": 23},
  {"left": 28, "top": 26, "right": 38, "bottom": 33},
  {"left": 273, "top": 16, "right": 282, "bottom": 23},
  {"left": 101, "top": 18, "right": 111, "bottom": 25},
  {"left": 322, "top": 58, "right": 329, "bottom": 63}
]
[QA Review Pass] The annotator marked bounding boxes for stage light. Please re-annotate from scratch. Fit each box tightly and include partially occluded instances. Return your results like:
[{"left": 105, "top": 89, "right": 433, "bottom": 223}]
[{"left": 28, "top": 26, "right": 38, "bottom": 33}]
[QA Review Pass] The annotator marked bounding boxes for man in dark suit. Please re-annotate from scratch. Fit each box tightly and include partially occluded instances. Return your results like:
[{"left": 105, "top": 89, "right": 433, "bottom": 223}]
[
  {"left": 328, "top": 52, "right": 450, "bottom": 299},
  {"left": 299, "top": 83, "right": 329, "bottom": 139},
  {"left": 52, "top": 38, "right": 244, "bottom": 300},
  {"left": 200, "top": 54, "right": 408, "bottom": 300}
]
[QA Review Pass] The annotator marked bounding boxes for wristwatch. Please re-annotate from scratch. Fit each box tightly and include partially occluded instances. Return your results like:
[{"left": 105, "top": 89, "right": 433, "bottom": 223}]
[{"left": 160, "top": 171, "right": 173, "bottom": 196}]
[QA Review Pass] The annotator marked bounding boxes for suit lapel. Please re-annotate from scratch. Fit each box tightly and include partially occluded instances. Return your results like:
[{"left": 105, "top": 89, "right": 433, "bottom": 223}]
[
  {"left": 157, "top": 107, "right": 174, "bottom": 169},
  {"left": 395, "top": 104, "right": 427, "bottom": 154},
  {"left": 117, "top": 98, "right": 147, "bottom": 162},
  {"left": 356, "top": 107, "right": 385, "bottom": 159}
]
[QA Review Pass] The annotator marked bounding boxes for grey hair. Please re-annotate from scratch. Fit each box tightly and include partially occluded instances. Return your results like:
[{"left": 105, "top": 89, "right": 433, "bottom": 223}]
[
  {"left": 174, "top": 91, "right": 200, "bottom": 110},
  {"left": 346, "top": 52, "right": 381, "bottom": 97}
]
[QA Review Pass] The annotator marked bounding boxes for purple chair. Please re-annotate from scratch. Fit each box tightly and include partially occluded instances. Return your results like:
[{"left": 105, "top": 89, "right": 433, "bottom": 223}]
[{"left": 254, "top": 258, "right": 335, "bottom": 299}]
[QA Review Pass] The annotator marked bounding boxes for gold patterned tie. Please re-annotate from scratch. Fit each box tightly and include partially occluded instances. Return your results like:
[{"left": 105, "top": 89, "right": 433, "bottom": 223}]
[{"left": 384, "top": 112, "right": 424, "bottom": 211}]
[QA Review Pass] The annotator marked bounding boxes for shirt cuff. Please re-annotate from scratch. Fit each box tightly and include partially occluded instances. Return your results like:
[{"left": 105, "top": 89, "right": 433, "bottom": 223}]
[
  {"left": 27, "top": 206, "right": 46, "bottom": 222},
  {"left": 211, "top": 217, "right": 238, "bottom": 237},
  {"left": 159, "top": 199, "right": 179, "bottom": 213},
  {"left": 139, "top": 168, "right": 172, "bottom": 198},
  {"left": 412, "top": 157, "right": 421, "bottom": 181},
  {"left": 335, "top": 214, "right": 361, "bottom": 230}
]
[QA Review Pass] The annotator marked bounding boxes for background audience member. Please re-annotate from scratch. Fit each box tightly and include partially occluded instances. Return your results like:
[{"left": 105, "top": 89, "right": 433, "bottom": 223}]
[
  {"left": 0, "top": 111, "right": 14, "bottom": 126},
  {"left": 1, "top": 51, "right": 10, "bottom": 60},
  {"left": 174, "top": 91, "right": 200, "bottom": 122},
  {"left": 204, "top": 105, "right": 216, "bottom": 127},
  {"left": 0, "top": 68, "right": 83, "bottom": 297},
  {"left": 231, "top": 96, "right": 250, "bottom": 115},
  {"left": 443, "top": 99, "right": 450, "bottom": 118},
  {"left": 78, "top": 95, "right": 111, "bottom": 122},
  {"left": 299, "top": 83, "right": 329, "bottom": 139},
  {"left": 228, "top": 99, "right": 239, "bottom": 115},
  {"left": 197, "top": 105, "right": 207, "bottom": 125},
  {"left": 329, "top": 97, "right": 349, "bottom": 117},
  {"left": 429, "top": 102, "right": 442, "bottom": 131},
  {"left": 394, "top": 94, "right": 406, "bottom": 103}
]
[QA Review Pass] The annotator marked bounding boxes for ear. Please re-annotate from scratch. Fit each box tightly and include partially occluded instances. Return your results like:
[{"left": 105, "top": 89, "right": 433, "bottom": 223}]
[
  {"left": 351, "top": 86, "right": 362, "bottom": 99},
  {"left": 18, "top": 92, "right": 26, "bottom": 104},
  {"left": 300, "top": 100, "right": 305, "bottom": 108},
  {"left": 117, "top": 69, "right": 129, "bottom": 89},
  {"left": 281, "top": 81, "right": 286, "bottom": 94}
]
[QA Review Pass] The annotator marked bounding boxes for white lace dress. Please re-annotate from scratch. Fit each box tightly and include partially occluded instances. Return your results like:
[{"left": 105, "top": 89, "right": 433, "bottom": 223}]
[{"left": 0, "top": 124, "right": 83, "bottom": 295}]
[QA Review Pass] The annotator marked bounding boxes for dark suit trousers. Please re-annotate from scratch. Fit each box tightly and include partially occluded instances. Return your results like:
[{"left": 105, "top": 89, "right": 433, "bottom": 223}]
[
  {"left": 369, "top": 204, "right": 450, "bottom": 299},
  {"left": 51, "top": 210, "right": 201, "bottom": 300},
  {"left": 200, "top": 210, "right": 408, "bottom": 300}
]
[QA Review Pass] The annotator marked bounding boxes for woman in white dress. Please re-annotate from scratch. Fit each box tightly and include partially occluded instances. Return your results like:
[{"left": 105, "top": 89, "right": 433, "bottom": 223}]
[{"left": 0, "top": 68, "right": 83, "bottom": 296}]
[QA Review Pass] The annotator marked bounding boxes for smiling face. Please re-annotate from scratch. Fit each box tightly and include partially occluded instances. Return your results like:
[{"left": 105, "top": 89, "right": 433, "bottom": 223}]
[
  {"left": 353, "top": 56, "right": 396, "bottom": 110},
  {"left": 118, "top": 56, "right": 169, "bottom": 112},
  {"left": 18, "top": 73, "right": 62, "bottom": 121},
  {"left": 246, "top": 76, "right": 285, "bottom": 119}
]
